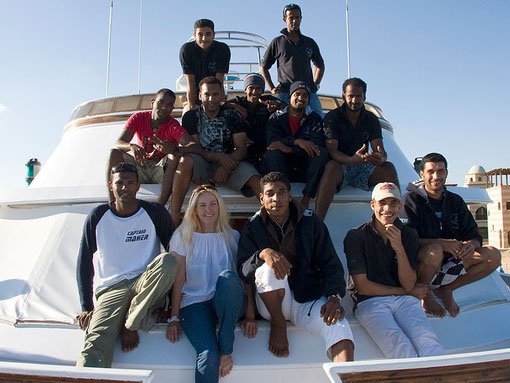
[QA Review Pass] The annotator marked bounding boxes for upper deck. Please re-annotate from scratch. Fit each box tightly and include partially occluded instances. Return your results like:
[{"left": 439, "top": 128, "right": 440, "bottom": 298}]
[{"left": 64, "top": 91, "right": 393, "bottom": 134}]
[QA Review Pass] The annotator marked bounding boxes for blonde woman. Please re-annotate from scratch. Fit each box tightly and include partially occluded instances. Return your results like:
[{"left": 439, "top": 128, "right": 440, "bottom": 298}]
[{"left": 166, "top": 185, "right": 256, "bottom": 383}]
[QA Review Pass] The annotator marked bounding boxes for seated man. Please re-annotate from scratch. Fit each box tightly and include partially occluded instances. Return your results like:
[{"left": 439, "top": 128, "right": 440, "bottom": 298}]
[
  {"left": 264, "top": 81, "right": 328, "bottom": 209},
  {"left": 237, "top": 172, "right": 354, "bottom": 362},
  {"left": 180, "top": 18, "right": 230, "bottom": 112},
  {"left": 170, "top": 76, "right": 260, "bottom": 224},
  {"left": 402, "top": 152, "right": 501, "bottom": 317},
  {"left": 76, "top": 163, "right": 177, "bottom": 367},
  {"left": 315, "top": 78, "right": 398, "bottom": 220},
  {"left": 228, "top": 73, "right": 284, "bottom": 172},
  {"left": 106, "top": 88, "right": 199, "bottom": 205},
  {"left": 344, "top": 182, "right": 444, "bottom": 358}
]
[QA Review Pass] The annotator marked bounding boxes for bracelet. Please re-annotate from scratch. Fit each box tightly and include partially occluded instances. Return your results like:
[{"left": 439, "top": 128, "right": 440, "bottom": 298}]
[
  {"left": 327, "top": 294, "right": 342, "bottom": 304},
  {"left": 167, "top": 316, "right": 180, "bottom": 323}
]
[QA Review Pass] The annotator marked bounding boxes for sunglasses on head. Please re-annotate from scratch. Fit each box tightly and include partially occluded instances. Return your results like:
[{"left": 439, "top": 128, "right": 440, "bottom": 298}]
[{"left": 191, "top": 184, "right": 217, "bottom": 198}]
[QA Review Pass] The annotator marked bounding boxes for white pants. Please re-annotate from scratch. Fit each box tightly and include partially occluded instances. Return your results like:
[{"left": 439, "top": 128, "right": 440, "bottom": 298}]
[
  {"left": 254, "top": 264, "right": 354, "bottom": 355},
  {"left": 355, "top": 295, "right": 445, "bottom": 358}
]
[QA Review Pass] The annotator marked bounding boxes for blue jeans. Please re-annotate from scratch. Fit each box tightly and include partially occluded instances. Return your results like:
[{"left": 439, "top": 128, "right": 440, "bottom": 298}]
[
  {"left": 278, "top": 91, "right": 324, "bottom": 118},
  {"left": 180, "top": 270, "right": 246, "bottom": 383}
]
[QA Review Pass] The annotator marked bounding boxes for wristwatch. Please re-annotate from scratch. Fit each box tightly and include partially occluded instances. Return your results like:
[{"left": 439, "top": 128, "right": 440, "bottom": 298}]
[
  {"left": 327, "top": 294, "right": 342, "bottom": 304},
  {"left": 167, "top": 316, "right": 180, "bottom": 323}
]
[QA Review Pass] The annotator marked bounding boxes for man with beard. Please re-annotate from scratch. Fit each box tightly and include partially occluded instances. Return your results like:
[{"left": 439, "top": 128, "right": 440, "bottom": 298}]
[
  {"left": 170, "top": 76, "right": 260, "bottom": 224},
  {"left": 401, "top": 153, "right": 501, "bottom": 317},
  {"left": 315, "top": 78, "right": 398, "bottom": 220},
  {"left": 263, "top": 81, "right": 328, "bottom": 209},
  {"left": 106, "top": 88, "right": 200, "bottom": 205}
]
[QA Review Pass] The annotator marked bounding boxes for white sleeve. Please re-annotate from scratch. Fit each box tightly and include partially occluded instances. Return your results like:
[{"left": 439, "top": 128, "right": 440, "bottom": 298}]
[{"left": 169, "top": 230, "right": 187, "bottom": 257}]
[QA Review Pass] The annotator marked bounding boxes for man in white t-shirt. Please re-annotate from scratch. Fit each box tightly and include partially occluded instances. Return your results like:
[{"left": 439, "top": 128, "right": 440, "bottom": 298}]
[{"left": 76, "top": 163, "right": 177, "bottom": 367}]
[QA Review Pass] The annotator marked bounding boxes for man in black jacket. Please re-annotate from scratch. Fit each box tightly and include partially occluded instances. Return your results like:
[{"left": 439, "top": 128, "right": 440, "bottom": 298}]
[
  {"left": 227, "top": 73, "right": 284, "bottom": 172},
  {"left": 237, "top": 172, "right": 354, "bottom": 361},
  {"left": 263, "top": 81, "right": 329, "bottom": 209},
  {"left": 401, "top": 153, "right": 501, "bottom": 317}
]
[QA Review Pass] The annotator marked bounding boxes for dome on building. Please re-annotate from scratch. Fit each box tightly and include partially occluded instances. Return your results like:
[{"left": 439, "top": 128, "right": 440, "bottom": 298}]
[{"left": 468, "top": 165, "right": 486, "bottom": 174}]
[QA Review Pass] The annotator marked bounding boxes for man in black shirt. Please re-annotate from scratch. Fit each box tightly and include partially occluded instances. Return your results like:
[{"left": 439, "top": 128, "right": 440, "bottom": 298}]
[
  {"left": 315, "top": 78, "right": 398, "bottom": 220},
  {"left": 170, "top": 76, "right": 260, "bottom": 224},
  {"left": 260, "top": 4, "right": 325, "bottom": 117},
  {"left": 401, "top": 152, "right": 501, "bottom": 317},
  {"left": 228, "top": 73, "right": 284, "bottom": 172},
  {"left": 344, "top": 182, "right": 444, "bottom": 358},
  {"left": 179, "top": 19, "right": 230, "bottom": 111}
]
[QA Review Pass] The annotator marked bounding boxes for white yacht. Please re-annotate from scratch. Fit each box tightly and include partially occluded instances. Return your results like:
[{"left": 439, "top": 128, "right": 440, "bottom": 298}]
[{"left": 1, "top": 31, "right": 509, "bottom": 383}]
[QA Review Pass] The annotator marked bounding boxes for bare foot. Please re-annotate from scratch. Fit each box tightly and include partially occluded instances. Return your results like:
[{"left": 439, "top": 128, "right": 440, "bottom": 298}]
[
  {"left": 422, "top": 290, "right": 446, "bottom": 317},
  {"left": 269, "top": 321, "right": 289, "bottom": 358},
  {"left": 121, "top": 325, "right": 139, "bottom": 352},
  {"left": 219, "top": 354, "right": 233, "bottom": 377},
  {"left": 435, "top": 287, "right": 460, "bottom": 317}
]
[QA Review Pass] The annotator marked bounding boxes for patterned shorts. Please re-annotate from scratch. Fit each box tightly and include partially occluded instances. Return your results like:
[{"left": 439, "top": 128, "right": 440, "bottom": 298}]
[
  {"left": 341, "top": 163, "right": 377, "bottom": 191},
  {"left": 430, "top": 255, "right": 467, "bottom": 289}
]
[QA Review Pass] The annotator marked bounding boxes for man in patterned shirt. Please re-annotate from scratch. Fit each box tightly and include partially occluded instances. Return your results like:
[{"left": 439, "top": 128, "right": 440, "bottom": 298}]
[{"left": 170, "top": 76, "right": 260, "bottom": 224}]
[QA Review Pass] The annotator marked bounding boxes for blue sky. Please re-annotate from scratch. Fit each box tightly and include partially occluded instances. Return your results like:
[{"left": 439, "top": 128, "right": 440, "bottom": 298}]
[{"left": 0, "top": 0, "right": 508, "bottom": 189}]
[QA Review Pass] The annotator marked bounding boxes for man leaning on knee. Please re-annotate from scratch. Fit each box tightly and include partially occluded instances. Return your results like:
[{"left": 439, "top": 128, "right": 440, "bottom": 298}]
[
  {"left": 237, "top": 171, "right": 354, "bottom": 362},
  {"left": 76, "top": 163, "right": 177, "bottom": 367}
]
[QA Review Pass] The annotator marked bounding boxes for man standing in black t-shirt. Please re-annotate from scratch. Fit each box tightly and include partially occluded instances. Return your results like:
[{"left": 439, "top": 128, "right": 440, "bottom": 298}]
[
  {"left": 344, "top": 182, "right": 444, "bottom": 358},
  {"left": 170, "top": 77, "right": 260, "bottom": 224},
  {"left": 315, "top": 78, "right": 398, "bottom": 220},
  {"left": 179, "top": 19, "right": 231, "bottom": 111},
  {"left": 401, "top": 152, "right": 501, "bottom": 317}
]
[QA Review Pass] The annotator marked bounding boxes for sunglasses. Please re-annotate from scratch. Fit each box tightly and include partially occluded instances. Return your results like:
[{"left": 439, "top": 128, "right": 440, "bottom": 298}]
[
  {"left": 191, "top": 184, "right": 217, "bottom": 198},
  {"left": 283, "top": 3, "right": 301, "bottom": 17}
]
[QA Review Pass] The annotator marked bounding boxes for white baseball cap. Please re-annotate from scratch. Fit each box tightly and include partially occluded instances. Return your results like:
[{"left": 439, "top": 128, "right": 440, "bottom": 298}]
[{"left": 372, "top": 182, "right": 401, "bottom": 201}]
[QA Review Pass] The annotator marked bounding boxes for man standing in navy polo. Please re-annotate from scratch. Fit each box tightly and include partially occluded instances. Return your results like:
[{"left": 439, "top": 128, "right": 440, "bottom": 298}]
[{"left": 260, "top": 3, "right": 325, "bottom": 117}]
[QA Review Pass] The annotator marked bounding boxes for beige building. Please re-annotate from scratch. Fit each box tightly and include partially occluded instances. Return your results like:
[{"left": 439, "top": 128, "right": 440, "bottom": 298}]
[
  {"left": 486, "top": 169, "right": 510, "bottom": 249},
  {"left": 464, "top": 165, "right": 489, "bottom": 242}
]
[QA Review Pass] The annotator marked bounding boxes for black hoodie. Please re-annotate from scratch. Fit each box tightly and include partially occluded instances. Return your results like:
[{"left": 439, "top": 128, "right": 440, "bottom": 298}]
[{"left": 400, "top": 180, "right": 482, "bottom": 246}]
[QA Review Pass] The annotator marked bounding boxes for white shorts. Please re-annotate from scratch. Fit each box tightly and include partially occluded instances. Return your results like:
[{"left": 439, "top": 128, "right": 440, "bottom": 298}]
[
  {"left": 254, "top": 263, "right": 354, "bottom": 355},
  {"left": 355, "top": 295, "right": 444, "bottom": 358}
]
